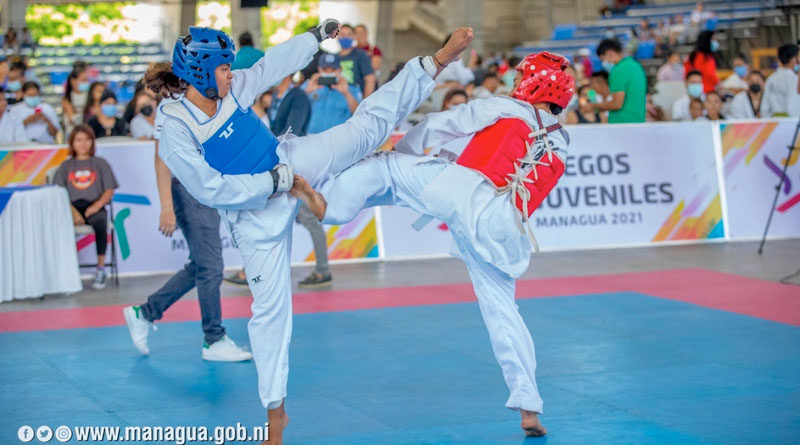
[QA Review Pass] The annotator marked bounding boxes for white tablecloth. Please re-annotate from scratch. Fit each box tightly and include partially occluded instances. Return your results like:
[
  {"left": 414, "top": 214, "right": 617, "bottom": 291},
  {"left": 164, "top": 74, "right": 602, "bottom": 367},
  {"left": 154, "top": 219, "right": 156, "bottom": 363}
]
[{"left": 0, "top": 186, "right": 82, "bottom": 301}]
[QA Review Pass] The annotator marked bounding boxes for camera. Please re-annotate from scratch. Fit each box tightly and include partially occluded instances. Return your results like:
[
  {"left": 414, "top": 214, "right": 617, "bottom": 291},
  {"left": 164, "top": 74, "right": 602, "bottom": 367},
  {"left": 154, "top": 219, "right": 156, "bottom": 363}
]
[{"left": 318, "top": 74, "right": 337, "bottom": 86}]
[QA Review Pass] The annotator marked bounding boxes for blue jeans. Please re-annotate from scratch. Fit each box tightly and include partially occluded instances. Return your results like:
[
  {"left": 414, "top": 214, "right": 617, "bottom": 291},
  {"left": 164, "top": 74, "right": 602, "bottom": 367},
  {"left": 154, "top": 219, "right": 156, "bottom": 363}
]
[{"left": 141, "top": 179, "right": 226, "bottom": 345}]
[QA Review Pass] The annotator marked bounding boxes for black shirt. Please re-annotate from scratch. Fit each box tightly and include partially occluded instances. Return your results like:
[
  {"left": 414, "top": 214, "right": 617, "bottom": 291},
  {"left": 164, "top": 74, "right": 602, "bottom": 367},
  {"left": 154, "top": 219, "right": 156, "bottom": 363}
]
[{"left": 87, "top": 115, "right": 127, "bottom": 138}]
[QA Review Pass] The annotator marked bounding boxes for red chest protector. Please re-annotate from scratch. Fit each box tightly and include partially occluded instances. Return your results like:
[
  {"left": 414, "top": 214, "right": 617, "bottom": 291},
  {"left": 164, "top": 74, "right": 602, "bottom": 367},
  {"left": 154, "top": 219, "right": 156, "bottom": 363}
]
[{"left": 456, "top": 111, "right": 565, "bottom": 219}]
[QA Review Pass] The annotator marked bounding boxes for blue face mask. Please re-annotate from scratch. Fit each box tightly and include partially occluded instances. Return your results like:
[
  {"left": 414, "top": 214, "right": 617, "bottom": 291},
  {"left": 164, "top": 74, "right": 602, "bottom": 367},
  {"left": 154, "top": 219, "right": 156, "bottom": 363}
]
[
  {"left": 6, "top": 80, "right": 21, "bottom": 92},
  {"left": 78, "top": 82, "right": 90, "bottom": 93},
  {"left": 710, "top": 40, "right": 719, "bottom": 52},
  {"left": 733, "top": 65, "right": 748, "bottom": 78},
  {"left": 24, "top": 96, "right": 41, "bottom": 107},
  {"left": 101, "top": 104, "right": 117, "bottom": 117},
  {"left": 794, "top": 64, "right": 800, "bottom": 73},
  {"left": 687, "top": 83, "right": 704, "bottom": 98},
  {"left": 601, "top": 60, "right": 615, "bottom": 72},
  {"left": 338, "top": 37, "right": 354, "bottom": 49}
]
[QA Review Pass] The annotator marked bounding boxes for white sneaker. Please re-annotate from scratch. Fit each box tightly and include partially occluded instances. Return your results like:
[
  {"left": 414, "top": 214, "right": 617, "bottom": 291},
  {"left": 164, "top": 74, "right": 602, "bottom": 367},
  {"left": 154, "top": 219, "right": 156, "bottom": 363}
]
[
  {"left": 123, "top": 306, "right": 152, "bottom": 355},
  {"left": 201, "top": 335, "right": 253, "bottom": 362},
  {"left": 91, "top": 269, "right": 108, "bottom": 290}
]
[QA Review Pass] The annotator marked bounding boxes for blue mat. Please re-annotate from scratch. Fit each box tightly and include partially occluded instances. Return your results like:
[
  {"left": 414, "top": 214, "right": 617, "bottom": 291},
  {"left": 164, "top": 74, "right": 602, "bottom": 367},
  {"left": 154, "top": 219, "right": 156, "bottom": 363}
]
[{"left": 1, "top": 292, "right": 798, "bottom": 444}]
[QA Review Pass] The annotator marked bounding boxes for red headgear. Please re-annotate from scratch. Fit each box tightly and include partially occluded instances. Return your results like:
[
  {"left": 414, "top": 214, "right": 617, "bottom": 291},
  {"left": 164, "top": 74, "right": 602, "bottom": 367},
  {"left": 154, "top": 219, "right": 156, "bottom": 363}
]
[{"left": 512, "top": 52, "right": 575, "bottom": 109}]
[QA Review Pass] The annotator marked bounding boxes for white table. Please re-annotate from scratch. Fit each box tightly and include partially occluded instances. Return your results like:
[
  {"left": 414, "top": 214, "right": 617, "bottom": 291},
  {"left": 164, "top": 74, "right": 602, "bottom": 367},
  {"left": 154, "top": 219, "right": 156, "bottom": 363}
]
[{"left": 0, "top": 185, "right": 81, "bottom": 301}]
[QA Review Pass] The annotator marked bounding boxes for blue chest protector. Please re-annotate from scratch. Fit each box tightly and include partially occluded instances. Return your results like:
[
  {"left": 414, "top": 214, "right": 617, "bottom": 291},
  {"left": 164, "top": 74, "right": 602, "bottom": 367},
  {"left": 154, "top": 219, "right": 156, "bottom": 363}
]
[{"left": 161, "top": 94, "right": 279, "bottom": 175}]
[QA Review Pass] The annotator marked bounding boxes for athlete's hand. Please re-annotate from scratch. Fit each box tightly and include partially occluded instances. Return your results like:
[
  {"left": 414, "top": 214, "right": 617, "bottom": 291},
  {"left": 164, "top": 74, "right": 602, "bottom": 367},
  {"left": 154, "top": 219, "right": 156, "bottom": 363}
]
[
  {"left": 311, "top": 18, "right": 341, "bottom": 42},
  {"left": 159, "top": 208, "right": 177, "bottom": 237}
]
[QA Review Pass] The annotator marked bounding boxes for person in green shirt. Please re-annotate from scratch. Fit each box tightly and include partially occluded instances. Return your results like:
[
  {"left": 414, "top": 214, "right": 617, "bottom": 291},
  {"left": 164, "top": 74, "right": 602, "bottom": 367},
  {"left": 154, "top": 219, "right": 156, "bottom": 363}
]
[
  {"left": 231, "top": 32, "right": 264, "bottom": 71},
  {"left": 592, "top": 39, "right": 647, "bottom": 123}
]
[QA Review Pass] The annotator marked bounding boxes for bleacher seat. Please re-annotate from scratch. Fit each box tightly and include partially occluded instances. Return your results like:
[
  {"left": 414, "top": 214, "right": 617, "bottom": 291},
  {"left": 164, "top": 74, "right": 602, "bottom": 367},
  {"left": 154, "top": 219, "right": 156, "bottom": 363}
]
[
  {"left": 635, "top": 40, "right": 656, "bottom": 60},
  {"left": 552, "top": 25, "right": 577, "bottom": 41}
]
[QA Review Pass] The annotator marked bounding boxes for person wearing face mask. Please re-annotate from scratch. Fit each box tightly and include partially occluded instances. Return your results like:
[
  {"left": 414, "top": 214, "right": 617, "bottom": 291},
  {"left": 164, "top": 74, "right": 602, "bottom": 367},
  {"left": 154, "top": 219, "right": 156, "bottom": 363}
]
[
  {"left": 11, "top": 81, "right": 60, "bottom": 143},
  {"left": 337, "top": 24, "right": 375, "bottom": 98},
  {"left": 5, "top": 61, "right": 28, "bottom": 105},
  {"left": 591, "top": 38, "right": 646, "bottom": 123},
  {"left": 684, "top": 31, "right": 719, "bottom": 94},
  {"left": 657, "top": 51, "right": 684, "bottom": 82},
  {"left": 566, "top": 85, "right": 605, "bottom": 124},
  {"left": 762, "top": 43, "right": 800, "bottom": 118},
  {"left": 62, "top": 68, "right": 91, "bottom": 135},
  {"left": 671, "top": 70, "right": 705, "bottom": 121},
  {"left": 0, "top": 87, "right": 29, "bottom": 143},
  {"left": 129, "top": 90, "right": 157, "bottom": 139},
  {"left": 729, "top": 70, "right": 766, "bottom": 119},
  {"left": 720, "top": 53, "right": 750, "bottom": 95},
  {"left": 87, "top": 90, "right": 127, "bottom": 138}
]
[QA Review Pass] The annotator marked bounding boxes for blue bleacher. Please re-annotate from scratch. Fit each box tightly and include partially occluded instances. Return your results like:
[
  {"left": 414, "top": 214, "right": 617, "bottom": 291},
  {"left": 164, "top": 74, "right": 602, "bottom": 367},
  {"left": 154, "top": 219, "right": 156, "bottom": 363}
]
[{"left": 514, "top": 1, "right": 783, "bottom": 61}]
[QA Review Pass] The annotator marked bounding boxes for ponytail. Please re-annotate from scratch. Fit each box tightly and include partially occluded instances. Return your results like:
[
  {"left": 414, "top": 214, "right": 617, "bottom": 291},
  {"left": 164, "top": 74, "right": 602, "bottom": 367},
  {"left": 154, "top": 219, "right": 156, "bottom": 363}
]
[{"left": 144, "top": 62, "right": 186, "bottom": 99}]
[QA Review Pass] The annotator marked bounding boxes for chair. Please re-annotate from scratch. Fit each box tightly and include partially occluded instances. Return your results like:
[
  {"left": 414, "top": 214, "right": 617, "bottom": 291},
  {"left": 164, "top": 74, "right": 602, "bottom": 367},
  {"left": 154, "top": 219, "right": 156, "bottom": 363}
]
[
  {"left": 551, "top": 25, "right": 577, "bottom": 41},
  {"left": 46, "top": 166, "right": 119, "bottom": 285},
  {"left": 635, "top": 40, "right": 656, "bottom": 60}
]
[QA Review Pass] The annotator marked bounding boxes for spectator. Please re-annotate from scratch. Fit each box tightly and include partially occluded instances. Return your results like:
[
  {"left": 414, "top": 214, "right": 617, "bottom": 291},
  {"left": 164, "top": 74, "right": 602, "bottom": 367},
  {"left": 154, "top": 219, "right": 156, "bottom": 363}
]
[
  {"left": 638, "top": 18, "right": 655, "bottom": 41},
  {"left": 13, "top": 81, "right": 60, "bottom": 143},
  {"left": 0, "top": 88, "right": 29, "bottom": 143},
  {"left": 122, "top": 80, "right": 146, "bottom": 124},
  {"left": 668, "top": 14, "right": 689, "bottom": 46},
  {"left": 566, "top": 85, "right": 605, "bottom": 124},
  {"left": 129, "top": 90, "right": 157, "bottom": 139},
  {"left": 470, "top": 53, "right": 487, "bottom": 87},
  {"left": 253, "top": 90, "right": 273, "bottom": 129},
  {"left": 87, "top": 90, "right": 126, "bottom": 138},
  {"left": 442, "top": 88, "right": 467, "bottom": 111},
  {"left": 690, "top": 2, "right": 714, "bottom": 29},
  {"left": 0, "top": 56, "right": 8, "bottom": 89},
  {"left": 592, "top": 39, "right": 647, "bottom": 123},
  {"left": 354, "top": 24, "right": 382, "bottom": 79},
  {"left": 20, "top": 56, "right": 40, "bottom": 85},
  {"left": 689, "top": 97, "right": 705, "bottom": 120},
  {"left": 646, "top": 94, "right": 667, "bottom": 122},
  {"left": 337, "top": 24, "right": 376, "bottom": 97},
  {"left": 53, "top": 125, "right": 118, "bottom": 289},
  {"left": 657, "top": 51, "right": 684, "bottom": 82},
  {"left": 703, "top": 91, "right": 724, "bottom": 120},
  {"left": 720, "top": 53, "right": 749, "bottom": 95},
  {"left": 3, "top": 28, "right": 19, "bottom": 55},
  {"left": 5, "top": 61, "right": 26, "bottom": 105},
  {"left": 471, "top": 73, "right": 503, "bottom": 99},
  {"left": 84, "top": 81, "right": 106, "bottom": 122},
  {"left": 269, "top": 74, "right": 311, "bottom": 137},
  {"left": 684, "top": 30, "right": 719, "bottom": 93},
  {"left": 762, "top": 43, "right": 800, "bottom": 117},
  {"left": 728, "top": 70, "right": 765, "bottom": 119},
  {"left": 62, "top": 68, "right": 90, "bottom": 133},
  {"left": 231, "top": 31, "right": 264, "bottom": 71},
  {"left": 502, "top": 56, "right": 523, "bottom": 90},
  {"left": 305, "top": 53, "right": 362, "bottom": 135},
  {"left": 590, "top": 70, "right": 611, "bottom": 100},
  {"left": 672, "top": 70, "right": 705, "bottom": 121}
]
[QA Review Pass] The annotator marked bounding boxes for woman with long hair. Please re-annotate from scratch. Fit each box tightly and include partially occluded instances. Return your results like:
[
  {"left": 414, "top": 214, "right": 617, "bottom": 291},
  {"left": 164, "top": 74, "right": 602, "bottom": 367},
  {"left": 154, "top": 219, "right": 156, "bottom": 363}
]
[
  {"left": 52, "top": 125, "right": 117, "bottom": 289},
  {"left": 121, "top": 21, "right": 470, "bottom": 444},
  {"left": 62, "top": 68, "right": 90, "bottom": 134},
  {"left": 684, "top": 30, "right": 719, "bottom": 93},
  {"left": 83, "top": 81, "right": 106, "bottom": 121}
]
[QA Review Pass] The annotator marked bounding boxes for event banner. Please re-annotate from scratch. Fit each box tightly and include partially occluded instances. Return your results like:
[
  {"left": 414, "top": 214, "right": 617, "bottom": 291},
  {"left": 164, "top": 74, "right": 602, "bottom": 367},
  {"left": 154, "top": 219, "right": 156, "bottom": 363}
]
[
  {"left": 720, "top": 119, "right": 800, "bottom": 239},
  {"left": 0, "top": 141, "right": 378, "bottom": 274},
  {"left": 380, "top": 122, "right": 724, "bottom": 258}
]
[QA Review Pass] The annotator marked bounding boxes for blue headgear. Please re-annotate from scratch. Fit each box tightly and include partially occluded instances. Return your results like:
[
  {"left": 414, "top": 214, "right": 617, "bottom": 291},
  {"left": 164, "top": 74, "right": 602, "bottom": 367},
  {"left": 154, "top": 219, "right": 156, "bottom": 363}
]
[{"left": 172, "top": 27, "right": 235, "bottom": 99}]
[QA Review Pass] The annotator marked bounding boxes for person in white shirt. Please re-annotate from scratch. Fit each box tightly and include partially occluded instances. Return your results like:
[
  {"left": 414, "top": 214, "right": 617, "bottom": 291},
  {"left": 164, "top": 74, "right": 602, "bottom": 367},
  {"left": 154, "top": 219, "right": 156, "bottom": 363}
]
[
  {"left": 12, "top": 81, "right": 61, "bottom": 144},
  {"left": 762, "top": 43, "right": 799, "bottom": 117},
  {"left": 728, "top": 70, "right": 766, "bottom": 119},
  {"left": 128, "top": 90, "right": 157, "bottom": 139},
  {"left": 657, "top": 51, "right": 684, "bottom": 82},
  {"left": 720, "top": 53, "right": 749, "bottom": 95},
  {"left": 0, "top": 88, "right": 29, "bottom": 143},
  {"left": 672, "top": 70, "right": 705, "bottom": 121}
]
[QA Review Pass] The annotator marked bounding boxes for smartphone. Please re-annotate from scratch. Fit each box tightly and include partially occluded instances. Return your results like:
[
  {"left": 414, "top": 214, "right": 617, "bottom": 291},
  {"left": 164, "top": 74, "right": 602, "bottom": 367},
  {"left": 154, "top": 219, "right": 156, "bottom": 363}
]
[
  {"left": 318, "top": 74, "right": 337, "bottom": 86},
  {"left": 587, "top": 89, "right": 597, "bottom": 103}
]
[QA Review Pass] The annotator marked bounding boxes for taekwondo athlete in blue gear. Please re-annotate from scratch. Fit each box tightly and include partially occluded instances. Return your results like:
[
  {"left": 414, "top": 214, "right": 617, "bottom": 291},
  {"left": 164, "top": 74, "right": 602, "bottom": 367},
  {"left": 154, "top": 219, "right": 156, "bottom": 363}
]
[{"left": 153, "top": 19, "right": 474, "bottom": 439}]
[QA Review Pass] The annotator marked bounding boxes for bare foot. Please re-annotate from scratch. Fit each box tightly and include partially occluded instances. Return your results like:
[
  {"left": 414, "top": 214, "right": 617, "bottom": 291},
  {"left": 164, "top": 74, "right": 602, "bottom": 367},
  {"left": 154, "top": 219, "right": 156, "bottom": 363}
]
[
  {"left": 289, "top": 175, "right": 327, "bottom": 221},
  {"left": 434, "top": 27, "right": 474, "bottom": 75},
  {"left": 521, "top": 409, "right": 547, "bottom": 437},
  {"left": 261, "top": 401, "right": 290, "bottom": 445}
]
